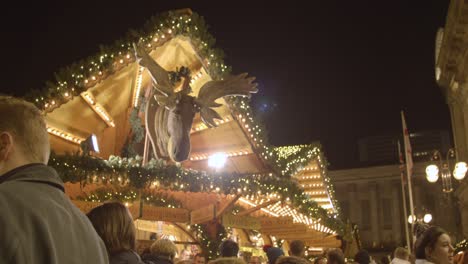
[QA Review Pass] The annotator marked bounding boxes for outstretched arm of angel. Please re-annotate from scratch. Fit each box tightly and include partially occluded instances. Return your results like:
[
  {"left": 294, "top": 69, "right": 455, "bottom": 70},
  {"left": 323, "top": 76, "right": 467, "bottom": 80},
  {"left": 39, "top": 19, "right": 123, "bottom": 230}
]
[{"left": 133, "top": 43, "right": 173, "bottom": 96}]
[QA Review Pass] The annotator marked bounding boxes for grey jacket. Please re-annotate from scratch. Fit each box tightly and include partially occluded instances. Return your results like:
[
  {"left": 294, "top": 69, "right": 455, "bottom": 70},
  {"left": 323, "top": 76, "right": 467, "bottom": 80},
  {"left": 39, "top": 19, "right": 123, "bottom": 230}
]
[{"left": 0, "top": 163, "right": 109, "bottom": 263}]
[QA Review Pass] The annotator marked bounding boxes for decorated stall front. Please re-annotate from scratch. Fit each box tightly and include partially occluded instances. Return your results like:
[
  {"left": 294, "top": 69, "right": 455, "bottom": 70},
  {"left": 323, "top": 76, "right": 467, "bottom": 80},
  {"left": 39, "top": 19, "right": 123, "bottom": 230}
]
[{"left": 25, "top": 9, "right": 352, "bottom": 260}]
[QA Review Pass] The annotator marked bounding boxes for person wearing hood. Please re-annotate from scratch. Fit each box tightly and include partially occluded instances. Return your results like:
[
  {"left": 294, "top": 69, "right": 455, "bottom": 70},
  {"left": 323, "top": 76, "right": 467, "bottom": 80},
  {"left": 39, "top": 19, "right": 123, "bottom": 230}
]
[{"left": 0, "top": 96, "right": 109, "bottom": 263}]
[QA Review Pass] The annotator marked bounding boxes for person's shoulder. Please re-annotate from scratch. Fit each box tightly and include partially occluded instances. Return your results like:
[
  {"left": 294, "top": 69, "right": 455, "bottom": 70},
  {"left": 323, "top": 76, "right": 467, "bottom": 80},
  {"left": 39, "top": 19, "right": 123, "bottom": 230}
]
[{"left": 110, "top": 250, "right": 143, "bottom": 264}]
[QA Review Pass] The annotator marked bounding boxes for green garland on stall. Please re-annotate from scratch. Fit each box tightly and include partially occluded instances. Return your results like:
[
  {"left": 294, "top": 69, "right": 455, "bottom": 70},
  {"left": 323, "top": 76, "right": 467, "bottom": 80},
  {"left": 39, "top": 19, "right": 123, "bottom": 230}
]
[
  {"left": 22, "top": 8, "right": 340, "bottom": 218},
  {"left": 226, "top": 97, "right": 341, "bottom": 216},
  {"left": 24, "top": 10, "right": 230, "bottom": 111},
  {"left": 79, "top": 186, "right": 226, "bottom": 260},
  {"left": 26, "top": 8, "right": 343, "bottom": 233},
  {"left": 49, "top": 152, "right": 344, "bottom": 234},
  {"left": 191, "top": 223, "right": 227, "bottom": 260},
  {"left": 77, "top": 187, "right": 181, "bottom": 208}
]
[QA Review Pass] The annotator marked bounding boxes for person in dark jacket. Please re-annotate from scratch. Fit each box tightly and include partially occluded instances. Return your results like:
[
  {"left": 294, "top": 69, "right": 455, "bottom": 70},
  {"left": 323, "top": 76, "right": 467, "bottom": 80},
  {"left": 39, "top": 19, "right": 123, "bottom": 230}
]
[
  {"left": 88, "top": 202, "right": 144, "bottom": 264},
  {"left": 0, "top": 96, "right": 109, "bottom": 263}
]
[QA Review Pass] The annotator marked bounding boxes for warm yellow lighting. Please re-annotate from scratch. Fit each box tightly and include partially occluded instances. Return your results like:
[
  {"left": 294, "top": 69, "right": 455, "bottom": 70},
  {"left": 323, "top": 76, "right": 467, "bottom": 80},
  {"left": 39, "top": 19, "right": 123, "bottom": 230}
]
[
  {"left": 453, "top": 162, "right": 467, "bottom": 180},
  {"left": 423, "top": 213, "right": 432, "bottom": 223},
  {"left": 208, "top": 153, "right": 227, "bottom": 169},
  {"left": 425, "top": 164, "right": 439, "bottom": 183},
  {"left": 191, "top": 117, "right": 231, "bottom": 134},
  {"left": 81, "top": 92, "right": 115, "bottom": 127},
  {"left": 133, "top": 67, "right": 144, "bottom": 107},
  {"left": 190, "top": 149, "right": 250, "bottom": 161},
  {"left": 47, "top": 126, "right": 85, "bottom": 144},
  {"left": 408, "top": 215, "right": 416, "bottom": 224}
]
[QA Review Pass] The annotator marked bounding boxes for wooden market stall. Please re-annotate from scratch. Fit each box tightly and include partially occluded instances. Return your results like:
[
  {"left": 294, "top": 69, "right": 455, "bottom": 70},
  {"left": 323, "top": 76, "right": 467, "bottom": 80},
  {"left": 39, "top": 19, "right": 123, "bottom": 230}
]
[{"left": 25, "top": 9, "right": 349, "bottom": 260}]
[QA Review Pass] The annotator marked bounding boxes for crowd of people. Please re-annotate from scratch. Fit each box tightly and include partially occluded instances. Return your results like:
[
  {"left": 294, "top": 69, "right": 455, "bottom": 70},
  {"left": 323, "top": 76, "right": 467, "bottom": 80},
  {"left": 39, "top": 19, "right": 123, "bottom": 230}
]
[{"left": 0, "top": 98, "right": 464, "bottom": 264}]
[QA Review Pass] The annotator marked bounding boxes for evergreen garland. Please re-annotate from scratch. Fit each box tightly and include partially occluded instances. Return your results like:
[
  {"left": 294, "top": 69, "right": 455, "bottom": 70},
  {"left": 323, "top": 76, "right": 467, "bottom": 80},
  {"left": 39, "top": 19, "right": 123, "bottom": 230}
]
[
  {"left": 49, "top": 152, "right": 344, "bottom": 234},
  {"left": 79, "top": 186, "right": 226, "bottom": 260}
]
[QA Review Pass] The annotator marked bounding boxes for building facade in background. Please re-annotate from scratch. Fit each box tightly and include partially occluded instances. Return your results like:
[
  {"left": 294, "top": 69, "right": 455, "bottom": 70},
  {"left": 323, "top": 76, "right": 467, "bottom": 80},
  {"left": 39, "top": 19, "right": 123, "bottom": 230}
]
[
  {"left": 435, "top": 0, "right": 468, "bottom": 238},
  {"left": 329, "top": 162, "right": 461, "bottom": 252},
  {"left": 358, "top": 130, "right": 451, "bottom": 165}
]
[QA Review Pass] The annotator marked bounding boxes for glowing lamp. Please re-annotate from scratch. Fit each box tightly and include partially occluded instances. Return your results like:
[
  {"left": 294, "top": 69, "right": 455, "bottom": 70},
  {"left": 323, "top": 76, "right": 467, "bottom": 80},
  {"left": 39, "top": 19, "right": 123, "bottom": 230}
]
[
  {"left": 425, "top": 164, "right": 439, "bottom": 183},
  {"left": 208, "top": 153, "right": 227, "bottom": 169},
  {"left": 453, "top": 162, "right": 467, "bottom": 180},
  {"left": 423, "top": 213, "right": 432, "bottom": 223}
]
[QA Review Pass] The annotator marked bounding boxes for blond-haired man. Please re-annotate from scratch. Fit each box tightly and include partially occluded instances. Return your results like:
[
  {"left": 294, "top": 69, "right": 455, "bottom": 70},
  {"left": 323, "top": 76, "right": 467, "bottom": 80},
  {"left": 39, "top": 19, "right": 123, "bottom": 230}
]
[{"left": 0, "top": 96, "right": 109, "bottom": 263}]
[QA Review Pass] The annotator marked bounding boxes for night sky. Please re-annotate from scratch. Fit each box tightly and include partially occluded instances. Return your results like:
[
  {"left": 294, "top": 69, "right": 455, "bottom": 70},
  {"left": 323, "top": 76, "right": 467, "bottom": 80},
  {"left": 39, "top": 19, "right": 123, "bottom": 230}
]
[{"left": 0, "top": 1, "right": 451, "bottom": 169}]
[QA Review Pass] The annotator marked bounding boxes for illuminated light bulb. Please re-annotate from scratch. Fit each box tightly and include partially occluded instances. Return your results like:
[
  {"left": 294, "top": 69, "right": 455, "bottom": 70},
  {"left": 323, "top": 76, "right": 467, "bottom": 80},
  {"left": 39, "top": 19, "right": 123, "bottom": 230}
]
[
  {"left": 425, "top": 164, "right": 439, "bottom": 183},
  {"left": 454, "top": 162, "right": 468, "bottom": 180},
  {"left": 423, "top": 213, "right": 433, "bottom": 223},
  {"left": 119, "top": 59, "right": 124, "bottom": 64}
]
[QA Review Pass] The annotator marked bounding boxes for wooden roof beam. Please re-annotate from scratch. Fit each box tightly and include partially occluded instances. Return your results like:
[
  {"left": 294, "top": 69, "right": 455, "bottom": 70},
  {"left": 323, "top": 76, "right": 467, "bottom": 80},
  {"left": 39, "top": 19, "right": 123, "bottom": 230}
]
[
  {"left": 216, "top": 194, "right": 241, "bottom": 218},
  {"left": 236, "top": 199, "right": 279, "bottom": 216},
  {"left": 80, "top": 91, "right": 115, "bottom": 127},
  {"left": 190, "top": 116, "right": 233, "bottom": 134},
  {"left": 47, "top": 125, "right": 85, "bottom": 145}
]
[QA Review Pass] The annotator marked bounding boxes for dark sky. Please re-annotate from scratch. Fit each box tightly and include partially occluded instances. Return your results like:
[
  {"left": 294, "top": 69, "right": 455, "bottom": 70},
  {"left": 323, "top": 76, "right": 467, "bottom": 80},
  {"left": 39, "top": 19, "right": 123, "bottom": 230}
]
[{"left": 1, "top": 1, "right": 451, "bottom": 169}]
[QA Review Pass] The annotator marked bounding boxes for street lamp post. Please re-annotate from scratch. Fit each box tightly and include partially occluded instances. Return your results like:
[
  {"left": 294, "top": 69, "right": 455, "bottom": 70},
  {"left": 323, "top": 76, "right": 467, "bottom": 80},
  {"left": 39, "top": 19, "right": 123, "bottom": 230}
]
[
  {"left": 425, "top": 148, "right": 467, "bottom": 192},
  {"left": 407, "top": 210, "right": 433, "bottom": 224}
]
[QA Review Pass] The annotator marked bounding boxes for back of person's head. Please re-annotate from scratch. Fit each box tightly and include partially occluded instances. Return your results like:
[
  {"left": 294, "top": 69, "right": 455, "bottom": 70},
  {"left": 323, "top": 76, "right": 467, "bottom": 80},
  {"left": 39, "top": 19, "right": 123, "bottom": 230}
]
[
  {"left": 194, "top": 253, "right": 206, "bottom": 264},
  {"left": 327, "top": 248, "right": 345, "bottom": 264},
  {"left": 314, "top": 256, "right": 327, "bottom": 264},
  {"left": 413, "top": 225, "right": 449, "bottom": 260},
  {"left": 150, "top": 239, "right": 178, "bottom": 260},
  {"left": 87, "top": 202, "right": 136, "bottom": 255},
  {"left": 354, "top": 250, "right": 370, "bottom": 264},
  {"left": 266, "top": 247, "right": 285, "bottom": 264},
  {"left": 219, "top": 239, "right": 239, "bottom": 257},
  {"left": 276, "top": 256, "right": 310, "bottom": 264},
  {"left": 289, "top": 240, "right": 306, "bottom": 257},
  {"left": 0, "top": 96, "right": 50, "bottom": 169},
  {"left": 394, "top": 247, "right": 409, "bottom": 260}
]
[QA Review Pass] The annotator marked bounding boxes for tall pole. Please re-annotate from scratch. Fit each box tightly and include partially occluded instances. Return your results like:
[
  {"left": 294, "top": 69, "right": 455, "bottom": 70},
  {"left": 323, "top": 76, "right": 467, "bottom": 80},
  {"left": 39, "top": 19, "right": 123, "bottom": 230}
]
[
  {"left": 401, "top": 111, "right": 416, "bottom": 248},
  {"left": 398, "top": 141, "right": 411, "bottom": 252}
]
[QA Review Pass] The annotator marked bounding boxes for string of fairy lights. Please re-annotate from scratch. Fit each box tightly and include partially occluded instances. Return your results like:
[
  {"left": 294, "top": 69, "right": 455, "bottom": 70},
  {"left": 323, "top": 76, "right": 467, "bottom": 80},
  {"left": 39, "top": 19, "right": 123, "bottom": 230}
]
[
  {"left": 79, "top": 188, "right": 226, "bottom": 260},
  {"left": 26, "top": 10, "right": 344, "bottom": 232},
  {"left": 50, "top": 152, "right": 344, "bottom": 234}
]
